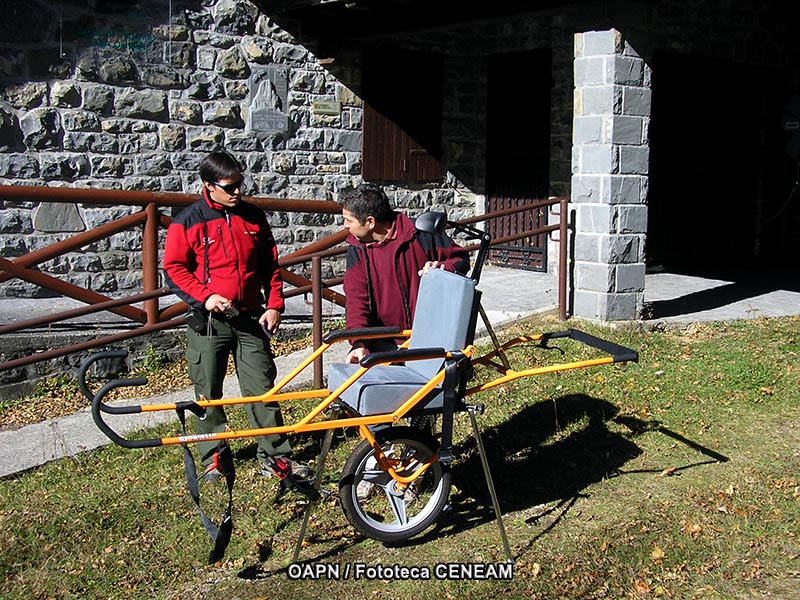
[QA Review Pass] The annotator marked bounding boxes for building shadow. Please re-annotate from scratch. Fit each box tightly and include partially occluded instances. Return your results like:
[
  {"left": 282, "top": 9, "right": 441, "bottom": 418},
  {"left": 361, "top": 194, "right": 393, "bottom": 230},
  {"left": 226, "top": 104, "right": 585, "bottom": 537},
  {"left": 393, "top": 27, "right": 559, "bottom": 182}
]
[{"left": 646, "top": 267, "right": 800, "bottom": 319}]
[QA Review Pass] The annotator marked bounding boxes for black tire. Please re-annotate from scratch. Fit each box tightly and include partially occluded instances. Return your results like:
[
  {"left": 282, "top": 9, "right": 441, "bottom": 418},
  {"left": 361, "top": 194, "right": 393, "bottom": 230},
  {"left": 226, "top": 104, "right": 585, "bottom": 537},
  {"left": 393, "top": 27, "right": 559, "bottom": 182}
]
[{"left": 339, "top": 426, "right": 451, "bottom": 542}]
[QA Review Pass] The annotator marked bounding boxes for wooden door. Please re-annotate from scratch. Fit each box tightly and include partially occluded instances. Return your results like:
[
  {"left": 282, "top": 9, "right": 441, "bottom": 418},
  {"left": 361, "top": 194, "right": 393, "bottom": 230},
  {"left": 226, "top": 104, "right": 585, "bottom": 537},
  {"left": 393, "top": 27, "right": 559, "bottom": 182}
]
[{"left": 486, "top": 49, "right": 552, "bottom": 271}]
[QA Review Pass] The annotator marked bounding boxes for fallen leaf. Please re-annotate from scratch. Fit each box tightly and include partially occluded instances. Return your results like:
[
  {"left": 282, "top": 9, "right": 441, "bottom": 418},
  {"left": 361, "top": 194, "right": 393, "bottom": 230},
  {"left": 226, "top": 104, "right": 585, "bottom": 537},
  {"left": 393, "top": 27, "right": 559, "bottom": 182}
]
[
  {"left": 658, "top": 467, "right": 678, "bottom": 478},
  {"left": 651, "top": 544, "right": 666, "bottom": 561},
  {"left": 531, "top": 563, "right": 541, "bottom": 578}
]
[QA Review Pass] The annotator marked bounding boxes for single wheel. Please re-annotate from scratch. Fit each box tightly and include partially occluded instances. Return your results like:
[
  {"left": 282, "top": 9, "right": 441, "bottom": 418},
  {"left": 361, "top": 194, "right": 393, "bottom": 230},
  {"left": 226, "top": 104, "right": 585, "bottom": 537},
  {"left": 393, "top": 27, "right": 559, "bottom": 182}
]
[{"left": 339, "top": 426, "right": 451, "bottom": 542}]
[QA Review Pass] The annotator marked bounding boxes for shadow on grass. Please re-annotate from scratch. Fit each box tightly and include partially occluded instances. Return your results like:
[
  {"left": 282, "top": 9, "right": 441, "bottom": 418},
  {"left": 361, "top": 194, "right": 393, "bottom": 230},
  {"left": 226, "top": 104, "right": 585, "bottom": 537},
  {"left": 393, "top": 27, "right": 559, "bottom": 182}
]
[
  {"left": 230, "top": 394, "right": 730, "bottom": 563},
  {"left": 390, "top": 393, "right": 728, "bottom": 554}
]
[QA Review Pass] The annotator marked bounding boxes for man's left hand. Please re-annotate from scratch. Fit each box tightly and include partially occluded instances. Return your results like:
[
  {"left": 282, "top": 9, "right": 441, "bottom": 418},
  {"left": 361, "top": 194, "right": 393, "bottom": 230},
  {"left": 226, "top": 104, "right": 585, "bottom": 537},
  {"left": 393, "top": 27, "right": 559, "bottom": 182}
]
[
  {"left": 418, "top": 261, "right": 445, "bottom": 276},
  {"left": 259, "top": 308, "right": 281, "bottom": 336}
]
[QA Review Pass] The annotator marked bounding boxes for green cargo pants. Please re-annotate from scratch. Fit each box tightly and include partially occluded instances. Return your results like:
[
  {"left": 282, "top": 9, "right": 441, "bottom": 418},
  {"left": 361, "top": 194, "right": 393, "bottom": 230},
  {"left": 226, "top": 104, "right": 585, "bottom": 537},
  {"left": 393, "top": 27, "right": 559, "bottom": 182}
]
[{"left": 185, "top": 311, "right": 292, "bottom": 467}]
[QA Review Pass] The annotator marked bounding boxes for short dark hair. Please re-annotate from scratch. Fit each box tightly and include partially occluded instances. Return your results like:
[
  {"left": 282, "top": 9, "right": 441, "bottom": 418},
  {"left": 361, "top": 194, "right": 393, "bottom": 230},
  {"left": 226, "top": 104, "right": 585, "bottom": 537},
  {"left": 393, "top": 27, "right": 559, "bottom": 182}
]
[
  {"left": 338, "top": 183, "right": 395, "bottom": 224},
  {"left": 199, "top": 151, "right": 244, "bottom": 183}
]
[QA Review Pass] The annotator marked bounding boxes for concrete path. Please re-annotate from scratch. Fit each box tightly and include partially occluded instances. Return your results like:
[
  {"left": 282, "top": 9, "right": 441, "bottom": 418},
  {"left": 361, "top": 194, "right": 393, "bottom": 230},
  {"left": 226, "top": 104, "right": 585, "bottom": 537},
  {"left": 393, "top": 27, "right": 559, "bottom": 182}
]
[{"left": 2, "top": 265, "right": 798, "bottom": 479}]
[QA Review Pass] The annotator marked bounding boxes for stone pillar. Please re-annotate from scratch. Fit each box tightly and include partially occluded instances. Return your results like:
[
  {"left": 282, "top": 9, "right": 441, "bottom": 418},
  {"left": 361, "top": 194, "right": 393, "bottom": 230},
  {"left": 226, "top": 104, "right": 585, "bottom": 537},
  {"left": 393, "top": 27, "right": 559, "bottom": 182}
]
[{"left": 571, "top": 29, "right": 650, "bottom": 321}]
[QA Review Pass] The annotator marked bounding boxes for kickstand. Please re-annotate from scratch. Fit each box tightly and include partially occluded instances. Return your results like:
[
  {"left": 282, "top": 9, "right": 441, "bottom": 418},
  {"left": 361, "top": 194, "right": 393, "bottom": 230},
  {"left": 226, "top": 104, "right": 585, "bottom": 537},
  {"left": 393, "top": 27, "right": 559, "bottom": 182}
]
[
  {"left": 291, "top": 426, "right": 335, "bottom": 563},
  {"left": 467, "top": 405, "right": 513, "bottom": 562}
]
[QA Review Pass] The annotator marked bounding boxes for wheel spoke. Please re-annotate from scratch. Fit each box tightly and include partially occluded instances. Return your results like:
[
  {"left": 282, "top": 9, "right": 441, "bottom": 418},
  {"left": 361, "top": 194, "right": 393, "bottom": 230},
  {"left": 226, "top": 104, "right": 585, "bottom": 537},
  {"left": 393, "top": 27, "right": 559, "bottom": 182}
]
[{"left": 384, "top": 486, "right": 408, "bottom": 525}]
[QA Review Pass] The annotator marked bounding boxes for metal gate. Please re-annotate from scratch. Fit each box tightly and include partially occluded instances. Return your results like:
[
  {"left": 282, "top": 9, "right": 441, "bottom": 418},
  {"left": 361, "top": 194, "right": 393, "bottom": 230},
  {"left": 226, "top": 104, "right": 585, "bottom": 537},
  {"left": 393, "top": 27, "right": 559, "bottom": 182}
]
[{"left": 486, "top": 196, "right": 548, "bottom": 271}]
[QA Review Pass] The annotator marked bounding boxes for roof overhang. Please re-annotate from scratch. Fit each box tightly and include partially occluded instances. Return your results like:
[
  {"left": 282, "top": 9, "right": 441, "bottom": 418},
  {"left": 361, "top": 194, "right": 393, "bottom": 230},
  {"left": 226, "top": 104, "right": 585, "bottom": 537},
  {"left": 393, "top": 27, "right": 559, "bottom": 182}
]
[{"left": 255, "top": 0, "right": 568, "bottom": 49}]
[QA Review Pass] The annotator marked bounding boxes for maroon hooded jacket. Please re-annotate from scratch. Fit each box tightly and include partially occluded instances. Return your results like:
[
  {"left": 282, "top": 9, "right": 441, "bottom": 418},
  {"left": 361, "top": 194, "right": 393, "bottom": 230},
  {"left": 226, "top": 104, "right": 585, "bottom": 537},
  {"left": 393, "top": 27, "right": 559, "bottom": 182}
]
[
  {"left": 163, "top": 190, "right": 284, "bottom": 313},
  {"left": 343, "top": 212, "right": 470, "bottom": 343}
]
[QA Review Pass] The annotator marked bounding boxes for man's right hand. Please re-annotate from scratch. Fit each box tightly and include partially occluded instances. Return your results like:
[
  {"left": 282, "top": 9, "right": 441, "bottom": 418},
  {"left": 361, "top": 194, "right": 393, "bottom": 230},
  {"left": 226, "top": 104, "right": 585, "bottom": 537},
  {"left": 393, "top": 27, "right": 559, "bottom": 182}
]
[
  {"left": 346, "top": 345, "right": 368, "bottom": 364},
  {"left": 205, "top": 293, "right": 233, "bottom": 314}
]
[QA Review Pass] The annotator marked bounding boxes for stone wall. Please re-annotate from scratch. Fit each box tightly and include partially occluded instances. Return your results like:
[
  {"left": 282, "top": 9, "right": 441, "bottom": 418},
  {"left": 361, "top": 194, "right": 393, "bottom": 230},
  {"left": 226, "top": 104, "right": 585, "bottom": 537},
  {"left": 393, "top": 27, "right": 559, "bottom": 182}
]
[
  {"left": 0, "top": 0, "right": 381, "bottom": 298},
  {"left": 0, "top": 0, "right": 570, "bottom": 301}
]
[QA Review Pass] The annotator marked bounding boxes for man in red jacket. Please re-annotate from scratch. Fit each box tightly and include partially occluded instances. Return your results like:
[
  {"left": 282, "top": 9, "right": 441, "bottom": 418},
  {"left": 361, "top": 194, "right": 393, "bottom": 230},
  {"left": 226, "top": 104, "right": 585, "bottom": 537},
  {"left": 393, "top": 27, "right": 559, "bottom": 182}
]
[
  {"left": 163, "top": 151, "right": 304, "bottom": 481},
  {"left": 338, "top": 183, "right": 470, "bottom": 364}
]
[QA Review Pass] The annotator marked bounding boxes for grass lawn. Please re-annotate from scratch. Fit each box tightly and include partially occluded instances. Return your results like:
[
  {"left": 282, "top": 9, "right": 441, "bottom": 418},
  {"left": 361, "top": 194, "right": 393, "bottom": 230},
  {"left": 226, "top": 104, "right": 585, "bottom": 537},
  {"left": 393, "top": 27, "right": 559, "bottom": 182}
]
[{"left": 1, "top": 315, "right": 799, "bottom": 599}]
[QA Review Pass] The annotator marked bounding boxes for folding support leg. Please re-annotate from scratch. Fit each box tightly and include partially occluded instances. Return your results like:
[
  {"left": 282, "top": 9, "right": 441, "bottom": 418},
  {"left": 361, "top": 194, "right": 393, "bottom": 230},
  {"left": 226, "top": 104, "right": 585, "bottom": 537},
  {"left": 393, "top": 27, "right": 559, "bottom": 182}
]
[
  {"left": 478, "top": 301, "right": 510, "bottom": 371},
  {"left": 292, "top": 426, "right": 336, "bottom": 563},
  {"left": 467, "top": 406, "right": 513, "bottom": 562}
]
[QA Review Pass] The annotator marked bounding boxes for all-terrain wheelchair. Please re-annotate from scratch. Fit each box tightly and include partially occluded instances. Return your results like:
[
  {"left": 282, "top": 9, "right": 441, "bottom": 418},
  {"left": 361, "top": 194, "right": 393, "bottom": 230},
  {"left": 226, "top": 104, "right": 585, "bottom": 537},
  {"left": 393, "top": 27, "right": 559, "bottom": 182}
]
[{"left": 81, "top": 212, "right": 638, "bottom": 562}]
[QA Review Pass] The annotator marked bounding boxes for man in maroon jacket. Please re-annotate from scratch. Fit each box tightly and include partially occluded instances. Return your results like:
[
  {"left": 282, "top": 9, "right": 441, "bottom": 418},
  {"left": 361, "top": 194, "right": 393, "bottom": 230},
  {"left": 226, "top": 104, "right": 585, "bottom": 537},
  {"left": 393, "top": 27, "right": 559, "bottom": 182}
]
[
  {"left": 338, "top": 183, "right": 470, "bottom": 364},
  {"left": 163, "top": 151, "right": 304, "bottom": 481}
]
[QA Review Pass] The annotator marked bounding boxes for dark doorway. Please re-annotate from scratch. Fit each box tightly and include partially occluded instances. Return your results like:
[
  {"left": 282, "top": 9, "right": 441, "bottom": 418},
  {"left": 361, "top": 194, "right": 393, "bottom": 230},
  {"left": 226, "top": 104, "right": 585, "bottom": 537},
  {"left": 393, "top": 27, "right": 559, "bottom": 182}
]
[
  {"left": 485, "top": 49, "right": 552, "bottom": 271},
  {"left": 648, "top": 52, "right": 798, "bottom": 274}
]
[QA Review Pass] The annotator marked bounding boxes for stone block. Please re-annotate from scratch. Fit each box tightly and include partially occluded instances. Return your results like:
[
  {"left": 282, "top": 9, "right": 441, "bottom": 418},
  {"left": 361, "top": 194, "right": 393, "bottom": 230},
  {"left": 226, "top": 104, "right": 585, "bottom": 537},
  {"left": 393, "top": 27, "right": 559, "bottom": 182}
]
[
  {"left": 215, "top": 46, "right": 249, "bottom": 78},
  {"left": 574, "top": 56, "right": 606, "bottom": 86},
  {"left": 617, "top": 205, "right": 648, "bottom": 233},
  {"left": 576, "top": 261, "right": 615, "bottom": 292},
  {"left": 77, "top": 47, "right": 139, "bottom": 86},
  {"left": 135, "top": 154, "right": 174, "bottom": 176},
  {"left": 0, "top": 210, "right": 31, "bottom": 234},
  {"left": 165, "top": 43, "right": 196, "bottom": 70},
  {"left": 0, "top": 105, "right": 21, "bottom": 151},
  {"left": 273, "top": 43, "right": 309, "bottom": 65},
  {"left": 573, "top": 116, "right": 605, "bottom": 144},
  {"left": 61, "top": 110, "right": 101, "bottom": 132},
  {"left": 159, "top": 124, "right": 186, "bottom": 151},
  {"left": 213, "top": 0, "right": 258, "bottom": 35},
  {"left": 608, "top": 175, "right": 645, "bottom": 204},
  {"left": 573, "top": 289, "right": 600, "bottom": 320},
  {"left": 90, "top": 156, "right": 133, "bottom": 178},
  {"left": 324, "top": 130, "right": 361, "bottom": 152},
  {"left": 621, "top": 86, "right": 651, "bottom": 116},
  {"left": 577, "top": 204, "right": 617, "bottom": 233},
  {"left": 579, "top": 85, "right": 621, "bottom": 115},
  {"left": 186, "top": 125, "right": 224, "bottom": 151},
  {"left": 68, "top": 253, "right": 103, "bottom": 272},
  {"left": 609, "top": 116, "right": 643, "bottom": 145},
  {"left": 254, "top": 173, "right": 288, "bottom": 195},
  {"left": 241, "top": 37, "right": 272, "bottom": 64},
  {"left": 571, "top": 174, "right": 604, "bottom": 203},
  {"left": 123, "top": 177, "right": 162, "bottom": 192},
  {"left": 0, "top": 154, "right": 39, "bottom": 178},
  {"left": 140, "top": 65, "right": 187, "bottom": 90},
  {"left": 609, "top": 56, "right": 644, "bottom": 86},
  {"left": 578, "top": 30, "right": 623, "bottom": 57},
  {"left": 619, "top": 146, "right": 650, "bottom": 175},
  {"left": 599, "top": 234, "right": 642, "bottom": 264},
  {"left": 574, "top": 233, "right": 601, "bottom": 262},
  {"left": 20, "top": 108, "right": 63, "bottom": 150},
  {"left": 203, "top": 102, "right": 244, "bottom": 128},
  {"left": 39, "top": 154, "right": 89, "bottom": 180},
  {"left": 2, "top": 82, "right": 48, "bottom": 109},
  {"left": 114, "top": 89, "right": 168, "bottom": 122},
  {"left": 575, "top": 144, "right": 618, "bottom": 174},
  {"left": 598, "top": 291, "right": 640, "bottom": 321},
  {"left": 82, "top": 85, "right": 115, "bottom": 114},
  {"left": 197, "top": 47, "right": 217, "bottom": 70},
  {"left": 170, "top": 99, "right": 203, "bottom": 124},
  {"left": 615, "top": 263, "right": 645, "bottom": 292},
  {"left": 63, "top": 132, "right": 118, "bottom": 153},
  {"left": 50, "top": 82, "right": 81, "bottom": 107}
]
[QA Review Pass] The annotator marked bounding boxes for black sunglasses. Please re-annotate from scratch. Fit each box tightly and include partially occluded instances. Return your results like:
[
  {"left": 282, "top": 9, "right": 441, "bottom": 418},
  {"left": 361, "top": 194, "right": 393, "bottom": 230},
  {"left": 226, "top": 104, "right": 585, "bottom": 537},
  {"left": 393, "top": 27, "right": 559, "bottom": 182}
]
[{"left": 212, "top": 180, "right": 244, "bottom": 195}]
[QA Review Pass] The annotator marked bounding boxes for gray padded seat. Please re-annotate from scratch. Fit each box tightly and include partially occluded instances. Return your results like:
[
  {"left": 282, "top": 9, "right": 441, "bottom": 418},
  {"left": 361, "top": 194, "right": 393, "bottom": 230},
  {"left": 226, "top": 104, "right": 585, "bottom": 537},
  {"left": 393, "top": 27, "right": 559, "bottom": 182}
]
[{"left": 327, "top": 268, "right": 476, "bottom": 416}]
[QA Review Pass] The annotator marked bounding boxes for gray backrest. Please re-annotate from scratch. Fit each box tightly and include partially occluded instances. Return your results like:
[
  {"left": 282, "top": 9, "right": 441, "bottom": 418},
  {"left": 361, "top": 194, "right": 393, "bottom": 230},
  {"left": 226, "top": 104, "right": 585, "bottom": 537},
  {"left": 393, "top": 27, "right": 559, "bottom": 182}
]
[{"left": 406, "top": 268, "right": 476, "bottom": 380}]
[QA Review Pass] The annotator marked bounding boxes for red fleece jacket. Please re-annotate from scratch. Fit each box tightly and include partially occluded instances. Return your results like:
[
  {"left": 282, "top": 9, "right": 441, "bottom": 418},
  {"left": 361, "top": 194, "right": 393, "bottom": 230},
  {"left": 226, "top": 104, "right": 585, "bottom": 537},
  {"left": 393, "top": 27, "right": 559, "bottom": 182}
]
[{"left": 163, "top": 190, "right": 284, "bottom": 313}]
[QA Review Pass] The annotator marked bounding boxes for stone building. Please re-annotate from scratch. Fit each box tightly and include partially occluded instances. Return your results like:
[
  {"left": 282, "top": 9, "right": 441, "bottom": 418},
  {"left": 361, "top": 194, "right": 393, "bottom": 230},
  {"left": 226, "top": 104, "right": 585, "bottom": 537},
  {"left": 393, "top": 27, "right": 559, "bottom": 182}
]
[{"left": 1, "top": 0, "right": 799, "bottom": 322}]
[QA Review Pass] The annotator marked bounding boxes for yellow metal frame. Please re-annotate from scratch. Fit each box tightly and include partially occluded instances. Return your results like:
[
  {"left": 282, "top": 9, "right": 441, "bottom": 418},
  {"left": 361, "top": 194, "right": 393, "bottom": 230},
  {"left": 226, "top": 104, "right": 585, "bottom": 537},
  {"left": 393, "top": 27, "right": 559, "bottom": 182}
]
[{"left": 96, "top": 327, "right": 635, "bottom": 488}]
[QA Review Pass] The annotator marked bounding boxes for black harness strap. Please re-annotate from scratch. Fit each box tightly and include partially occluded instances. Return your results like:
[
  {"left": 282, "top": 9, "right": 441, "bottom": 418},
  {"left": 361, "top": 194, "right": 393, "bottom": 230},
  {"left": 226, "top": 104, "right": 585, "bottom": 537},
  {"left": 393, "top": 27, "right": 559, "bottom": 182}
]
[
  {"left": 438, "top": 354, "right": 463, "bottom": 465},
  {"left": 176, "top": 406, "right": 235, "bottom": 564}
]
